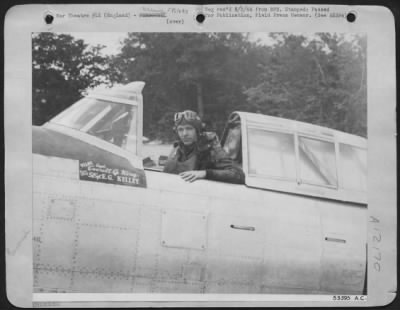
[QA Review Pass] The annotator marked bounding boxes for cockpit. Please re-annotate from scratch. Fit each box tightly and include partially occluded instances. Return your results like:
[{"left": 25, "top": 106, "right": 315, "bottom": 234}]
[{"left": 43, "top": 82, "right": 367, "bottom": 204}]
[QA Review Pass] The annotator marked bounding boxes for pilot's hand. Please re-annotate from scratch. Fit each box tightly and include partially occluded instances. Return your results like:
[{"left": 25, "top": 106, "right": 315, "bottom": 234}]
[{"left": 179, "top": 170, "right": 206, "bottom": 182}]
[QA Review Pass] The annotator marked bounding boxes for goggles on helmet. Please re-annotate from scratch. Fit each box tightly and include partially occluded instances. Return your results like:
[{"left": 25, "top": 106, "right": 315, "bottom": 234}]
[{"left": 174, "top": 110, "right": 201, "bottom": 123}]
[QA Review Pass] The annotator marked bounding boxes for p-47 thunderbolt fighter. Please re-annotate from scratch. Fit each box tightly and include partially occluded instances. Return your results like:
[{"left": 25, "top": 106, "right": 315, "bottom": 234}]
[{"left": 33, "top": 82, "right": 367, "bottom": 294}]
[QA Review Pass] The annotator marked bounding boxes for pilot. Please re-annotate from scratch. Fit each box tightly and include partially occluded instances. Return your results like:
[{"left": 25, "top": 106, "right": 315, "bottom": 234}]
[{"left": 163, "top": 110, "right": 245, "bottom": 184}]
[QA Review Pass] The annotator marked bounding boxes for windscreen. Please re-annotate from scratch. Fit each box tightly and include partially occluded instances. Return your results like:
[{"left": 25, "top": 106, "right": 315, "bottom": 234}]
[{"left": 50, "top": 97, "right": 137, "bottom": 152}]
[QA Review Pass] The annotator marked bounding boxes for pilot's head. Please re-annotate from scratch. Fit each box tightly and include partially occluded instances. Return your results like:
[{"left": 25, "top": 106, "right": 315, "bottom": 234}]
[{"left": 174, "top": 110, "right": 202, "bottom": 146}]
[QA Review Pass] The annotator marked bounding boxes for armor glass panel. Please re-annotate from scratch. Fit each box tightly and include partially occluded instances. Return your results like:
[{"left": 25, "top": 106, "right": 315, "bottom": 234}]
[{"left": 223, "top": 126, "right": 242, "bottom": 163}]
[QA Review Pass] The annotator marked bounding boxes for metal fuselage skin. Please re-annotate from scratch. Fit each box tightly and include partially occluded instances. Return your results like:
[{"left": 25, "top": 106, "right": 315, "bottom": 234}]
[
  {"left": 33, "top": 154, "right": 366, "bottom": 294},
  {"left": 33, "top": 82, "right": 367, "bottom": 294}
]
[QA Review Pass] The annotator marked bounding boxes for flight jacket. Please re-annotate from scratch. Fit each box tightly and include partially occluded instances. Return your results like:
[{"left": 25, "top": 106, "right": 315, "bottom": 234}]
[{"left": 163, "top": 132, "right": 245, "bottom": 184}]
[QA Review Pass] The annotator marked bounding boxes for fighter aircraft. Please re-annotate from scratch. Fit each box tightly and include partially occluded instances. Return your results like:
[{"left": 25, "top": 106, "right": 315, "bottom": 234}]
[{"left": 32, "top": 81, "right": 367, "bottom": 294}]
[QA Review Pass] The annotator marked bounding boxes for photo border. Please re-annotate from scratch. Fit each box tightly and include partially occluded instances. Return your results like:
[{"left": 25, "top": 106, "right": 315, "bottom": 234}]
[{"left": 3, "top": 3, "right": 397, "bottom": 307}]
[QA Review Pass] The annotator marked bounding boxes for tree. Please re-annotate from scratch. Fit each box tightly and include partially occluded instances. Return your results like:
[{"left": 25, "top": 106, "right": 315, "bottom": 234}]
[
  {"left": 114, "top": 33, "right": 183, "bottom": 141},
  {"left": 114, "top": 33, "right": 259, "bottom": 141},
  {"left": 244, "top": 33, "right": 367, "bottom": 137},
  {"left": 32, "top": 33, "right": 119, "bottom": 125},
  {"left": 33, "top": 32, "right": 367, "bottom": 140},
  {"left": 176, "top": 33, "right": 260, "bottom": 132}
]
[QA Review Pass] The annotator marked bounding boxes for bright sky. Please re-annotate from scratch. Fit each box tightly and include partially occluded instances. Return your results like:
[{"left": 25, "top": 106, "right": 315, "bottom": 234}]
[
  {"left": 66, "top": 32, "right": 278, "bottom": 55},
  {"left": 67, "top": 32, "right": 128, "bottom": 55},
  {"left": 66, "top": 32, "right": 354, "bottom": 55}
]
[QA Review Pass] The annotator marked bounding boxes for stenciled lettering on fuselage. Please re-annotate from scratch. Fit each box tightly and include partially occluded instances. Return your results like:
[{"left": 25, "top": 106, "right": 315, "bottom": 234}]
[{"left": 79, "top": 160, "right": 146, "bottom": 187}]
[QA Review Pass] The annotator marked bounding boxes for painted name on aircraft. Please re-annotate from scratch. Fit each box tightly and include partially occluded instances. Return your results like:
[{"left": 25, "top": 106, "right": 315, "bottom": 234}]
[{"left": 79, "top": 160, "right": 145, "bottom": 187}]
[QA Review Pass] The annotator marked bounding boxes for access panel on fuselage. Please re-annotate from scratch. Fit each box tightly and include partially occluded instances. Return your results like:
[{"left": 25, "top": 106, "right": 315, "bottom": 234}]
[{"left": 33, "top": 154, "right": 365, "bottom": 294}]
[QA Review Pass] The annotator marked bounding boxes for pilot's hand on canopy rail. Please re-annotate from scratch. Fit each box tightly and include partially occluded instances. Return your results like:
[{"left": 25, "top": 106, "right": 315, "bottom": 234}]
[{"left": 179, "top": 170, "right": 206, "bottom": 182}]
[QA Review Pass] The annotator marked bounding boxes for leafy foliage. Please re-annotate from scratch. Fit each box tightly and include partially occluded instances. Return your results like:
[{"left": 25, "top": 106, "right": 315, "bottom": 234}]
[
  {"left": 113, "top": 33, "right": 259, "bottom": 141},
  {"left": 244, "top": 33, "right": 367, "bottom": 136},
  {"left": 32, "top": 33, "right": 120, "bottom": 125}
]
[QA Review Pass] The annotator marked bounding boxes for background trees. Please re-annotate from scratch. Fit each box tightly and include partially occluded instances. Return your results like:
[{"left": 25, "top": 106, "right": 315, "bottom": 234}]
[
  {"left": 244, "top": 33, "right": 367, "bottom": 136},
  {"left": 32, "top": 32, "right": 367, "bottom": 140},
  {"left": 113, "top": 33, "right": 259, "bottom": 140},
  {"left": 32, "top": 33, "right": 120, "bottom": 125}
]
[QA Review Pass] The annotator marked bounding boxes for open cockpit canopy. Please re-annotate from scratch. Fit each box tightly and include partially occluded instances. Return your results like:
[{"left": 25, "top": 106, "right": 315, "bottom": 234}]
[{"left": 222, "top": 112, "right": 367, "bottom": 204}]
